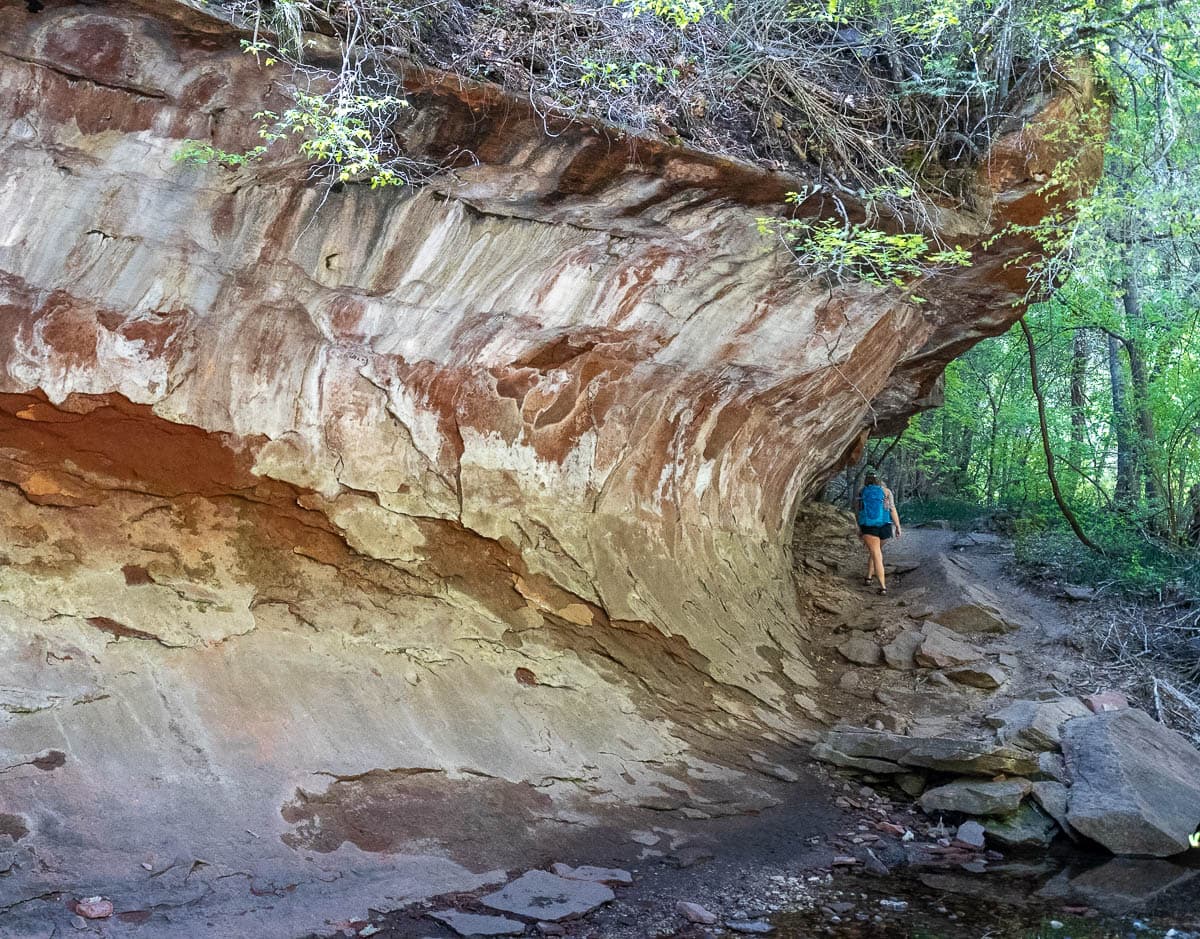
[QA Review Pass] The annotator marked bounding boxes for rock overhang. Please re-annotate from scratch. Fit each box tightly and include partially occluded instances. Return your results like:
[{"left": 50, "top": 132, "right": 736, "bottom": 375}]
[{"left": 0, "top": 2, "right": 1104, "bottom": 933}]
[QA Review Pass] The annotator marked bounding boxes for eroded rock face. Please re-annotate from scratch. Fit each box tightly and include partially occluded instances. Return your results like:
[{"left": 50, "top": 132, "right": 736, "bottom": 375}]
[{"left": 0, "top": 0, "right": 1096, "bottom": 933}]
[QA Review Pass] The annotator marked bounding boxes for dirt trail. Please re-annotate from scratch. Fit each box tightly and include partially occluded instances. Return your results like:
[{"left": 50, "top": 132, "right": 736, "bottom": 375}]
[{"left": 794, "top": 509, "right": 1085, "bottom": 741}]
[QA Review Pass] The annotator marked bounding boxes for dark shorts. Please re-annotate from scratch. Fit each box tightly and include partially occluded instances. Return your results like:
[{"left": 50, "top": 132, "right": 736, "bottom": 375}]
[{"left": 859, "top": 524, "right": 893, "bottom": 541}]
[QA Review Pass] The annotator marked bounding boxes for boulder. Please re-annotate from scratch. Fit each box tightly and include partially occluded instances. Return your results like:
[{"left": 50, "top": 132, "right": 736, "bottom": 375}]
[
  {"left": 819, "top": 730, "right": 1040, "bottom": 776},
  {"left": 935, "top": 584, "right": 1028, "bottom": 634},
  {"left": 838, "top": 635, "right": 883, "bottom": 666},
  {"left": 918, "top": 778, "right": 1031, "bottom": 816},
  {"left": 945, "top": 664, "right": 1008, "bottom": 689},
  {"left": 914, "top": 624, "right": 983, "bottom": 669},
  {"left": 1062, "top": 708, "right": 1200, "bottom": 856},
  {"left": 984, "top": 803, "right": 1059, "bottom": 848},
  {"left": 882, "top": 628, "right": 924, "bottom": 670},
  {"left": 985, "top": 698, "right": 1090, "bottom": 751},
  {"left": 481, "top": 870, "right": 614, "bottom": 921}
]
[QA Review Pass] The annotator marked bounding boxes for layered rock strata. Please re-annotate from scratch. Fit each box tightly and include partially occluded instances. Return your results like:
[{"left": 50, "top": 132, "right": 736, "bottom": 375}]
[{"left": 0, "top": 1, "right": 1097, "bottom": 934}]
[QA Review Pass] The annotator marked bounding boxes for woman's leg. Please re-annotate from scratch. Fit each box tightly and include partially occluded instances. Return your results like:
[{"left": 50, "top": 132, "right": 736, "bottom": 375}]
[
  {"left": 866, "top": 535, "right": 886, "bottom": 590},
  {"left": 862, "top": 534, "right": 881, "bottom": 585}
]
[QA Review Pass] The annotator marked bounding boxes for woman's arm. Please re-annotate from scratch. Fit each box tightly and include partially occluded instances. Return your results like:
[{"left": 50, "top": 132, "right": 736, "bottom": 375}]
[{"left": 886, "top": 487, "right": 902, "bottom": 537}]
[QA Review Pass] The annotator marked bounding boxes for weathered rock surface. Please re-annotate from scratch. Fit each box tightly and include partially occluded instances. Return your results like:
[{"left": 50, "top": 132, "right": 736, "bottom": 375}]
[
  {"left": 1063, "top": 709, "right": 1200, "bottom": 856},
  {"left": 918, "top": 779, "right": 1031, "bottom": 816},
  {"left": 0, "top": 0, "right": 1099, "bottom": 934},
  {"left": 986, "top": 698, "right": 1089, "bottom": 751}
]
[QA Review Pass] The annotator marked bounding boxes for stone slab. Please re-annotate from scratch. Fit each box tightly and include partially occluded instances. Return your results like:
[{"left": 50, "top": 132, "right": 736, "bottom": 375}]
[{"left": 481, "top": 870, "right": 614, "bottom": 921}]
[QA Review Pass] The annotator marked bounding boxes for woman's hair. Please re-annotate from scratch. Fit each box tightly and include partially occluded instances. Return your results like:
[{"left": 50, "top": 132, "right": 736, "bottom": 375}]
[{"left": 865, "top": 473, "right": 880, "bottom": 485}]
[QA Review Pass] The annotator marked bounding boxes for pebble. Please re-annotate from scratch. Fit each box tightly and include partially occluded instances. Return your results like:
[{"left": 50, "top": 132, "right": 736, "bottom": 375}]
[
  {"left": 726, "top": 920, "right": 775, "bottom": 935},
  {"left": 75, "top": 897, "right": 113, "bottom": 919},
  {"left": 676, "top": 901, "right": 719, "bottom": 925},
  {"left": 880, "top": 899, "right": 909, "bottom": 912}
]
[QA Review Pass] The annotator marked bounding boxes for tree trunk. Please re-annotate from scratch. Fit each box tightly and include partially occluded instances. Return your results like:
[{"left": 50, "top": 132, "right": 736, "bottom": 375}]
[
  {"left": 1069, "top": 328, "right": 1087, "bottom": 500},
  {"left": 1021, "top": 319, "right": 1103, "bottom": 553},
  {"left": 1120, "top": 273, "right": 1162, "bottom": 525},
  {"left": 1108, "top": 332, "right": 1135, "bottom": 505}
]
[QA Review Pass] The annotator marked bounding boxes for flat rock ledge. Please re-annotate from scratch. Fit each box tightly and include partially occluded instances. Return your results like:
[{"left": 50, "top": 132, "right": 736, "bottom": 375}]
[
  {"left": 481, "top": 870, "right": 615, "bottom": 921},
  {"left": 431, "top": 910, "right": 528, "bottom": 937}
]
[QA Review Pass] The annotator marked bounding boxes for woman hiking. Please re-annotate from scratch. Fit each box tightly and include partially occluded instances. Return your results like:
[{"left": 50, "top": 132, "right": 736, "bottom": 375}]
[{"left": 857, "top": 471, "right": 902, "bottom": 594}]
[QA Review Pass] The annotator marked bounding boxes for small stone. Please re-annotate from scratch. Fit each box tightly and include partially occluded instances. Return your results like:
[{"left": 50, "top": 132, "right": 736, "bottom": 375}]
[
  {"left": 954, "top": 820, "right": 987, "bottom": 848},
  {"left": 71, "top": 916, "right": 88, "bottom": 930},
  {"left": 838, "top": 636, "right": 883, "bottom": 667},
  {"left": 1059, "top": 586, "right": 1095, "bottom": 602},
  {"left": 726, "top": 919, "right": 775, "bottom": 934},
  {"left": 879, "top": 899, "right": 908, "bottom": 912},
  {"left": 358, "top": 927, "right": 381, "bottom": 937},
  {"left": 676, "top": 901, "right": 719, "bottom": 924},
  {"left": 536, "top": 924, "right": 567, "bottom": 937},
  {"left": 550, "top": 863, "right": 632, "bottom": 884},
  {"left": 76, "top": 897, "right": 114, "bottom": 919},
  {"left": 945, "top": 663, "right": 1008, "bottom": 689},
  {"left": 1082, "top": 691, "right": 1129, "bottom": 713},
  {"left": 927, "top": 671, "right": 955, "bottom": 688},
  {"left": 831, "top": 855, "right": 859, "bottom": 866}
]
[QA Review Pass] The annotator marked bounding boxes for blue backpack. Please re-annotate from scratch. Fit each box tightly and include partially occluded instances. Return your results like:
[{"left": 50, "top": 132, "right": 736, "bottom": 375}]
[{"left": 858, "top": 484, "right": 889, "bottom": 526}]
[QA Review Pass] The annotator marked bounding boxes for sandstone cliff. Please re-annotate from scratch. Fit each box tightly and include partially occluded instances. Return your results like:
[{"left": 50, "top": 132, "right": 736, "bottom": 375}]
[{"left": 0, "top": 2, "right": 1097, "bottom": 934}]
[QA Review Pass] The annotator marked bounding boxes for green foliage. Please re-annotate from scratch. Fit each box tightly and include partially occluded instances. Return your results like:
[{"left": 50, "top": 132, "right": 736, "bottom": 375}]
[
  {"left": 257, "top": 92, "right": 410, "bottom": 186},
  {"left": 173, "top": 140, "right": 266, "bottom": 169},
  {"left": 760, "top": 188, "right": 970, "bottom": 289},
  {"left": 614, "top": 0, "right": 732, "bottom": 28},
  {"left": 579, "top": 59, "right": 679, "bottom": 90},
  {"left": 175, "top": 34, "right": 411, "bottom": 187}
]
